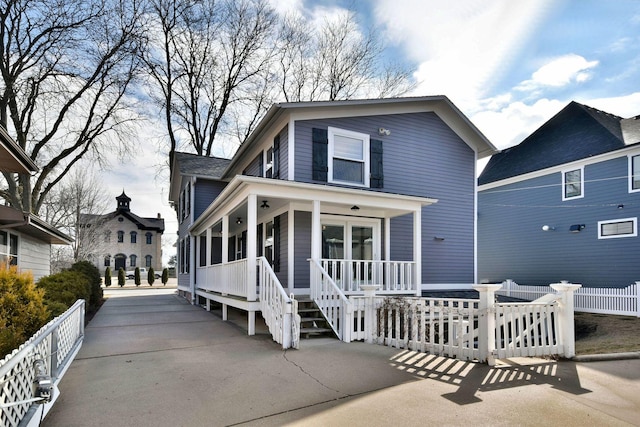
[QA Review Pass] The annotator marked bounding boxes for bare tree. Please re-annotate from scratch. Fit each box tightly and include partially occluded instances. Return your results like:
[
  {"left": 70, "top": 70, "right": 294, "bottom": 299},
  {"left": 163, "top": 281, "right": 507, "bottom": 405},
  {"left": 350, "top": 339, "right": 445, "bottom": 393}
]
[
  {"left": 41, "top": 168, "right": 111, "bottom": 262},
  {"left": 0, "top": 0, "right": 146, "bottom": 214},
  {"left": 276, "top": 10, "right": 414, "bottom": 102},
  {"left": 144, "top": 0, "right": 277, "bottom": 164}
]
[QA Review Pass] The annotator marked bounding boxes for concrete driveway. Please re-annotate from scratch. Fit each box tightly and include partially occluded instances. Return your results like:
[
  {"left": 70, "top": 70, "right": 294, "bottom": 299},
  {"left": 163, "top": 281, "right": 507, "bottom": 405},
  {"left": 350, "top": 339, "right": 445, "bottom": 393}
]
[{"left": 43, "top": 288, "right": 640, "bottom": 426}]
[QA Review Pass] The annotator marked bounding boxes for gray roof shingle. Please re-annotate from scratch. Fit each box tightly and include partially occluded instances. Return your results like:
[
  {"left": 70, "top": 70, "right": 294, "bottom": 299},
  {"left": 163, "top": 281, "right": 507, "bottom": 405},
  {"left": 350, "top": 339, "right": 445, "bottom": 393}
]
[
  {"left": 174, "top": 152, "right": 231, "bottom": 179},
  {"left": 478, "top": 102, "right": 626, "bottom": 185}
]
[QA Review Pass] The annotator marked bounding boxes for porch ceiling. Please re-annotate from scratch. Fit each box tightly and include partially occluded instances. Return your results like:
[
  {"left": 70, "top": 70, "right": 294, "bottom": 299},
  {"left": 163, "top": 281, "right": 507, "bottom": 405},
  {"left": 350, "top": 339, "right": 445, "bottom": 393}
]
[{"left": 191, "top": 175, "right": 437, "bottom": 234}]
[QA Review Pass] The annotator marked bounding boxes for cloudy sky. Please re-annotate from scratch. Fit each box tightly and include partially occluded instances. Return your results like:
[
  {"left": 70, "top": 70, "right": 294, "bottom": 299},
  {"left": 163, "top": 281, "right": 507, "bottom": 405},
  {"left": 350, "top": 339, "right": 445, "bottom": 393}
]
[{"left": 103, "top": 0, "right": 640, "bottom": 264}]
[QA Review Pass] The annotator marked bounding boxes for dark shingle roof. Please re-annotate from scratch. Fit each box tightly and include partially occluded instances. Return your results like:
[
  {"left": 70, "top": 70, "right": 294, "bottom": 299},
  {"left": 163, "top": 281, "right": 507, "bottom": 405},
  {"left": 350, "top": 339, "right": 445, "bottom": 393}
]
[
  {"left": 174, "top": 152, "right": 231, "bottom": 179},
  {"left": 80, "top": 211, "right": 165, "bottom": 232},
  {"left": 478, "top": 102, "right": 625, "bottom": 185}
]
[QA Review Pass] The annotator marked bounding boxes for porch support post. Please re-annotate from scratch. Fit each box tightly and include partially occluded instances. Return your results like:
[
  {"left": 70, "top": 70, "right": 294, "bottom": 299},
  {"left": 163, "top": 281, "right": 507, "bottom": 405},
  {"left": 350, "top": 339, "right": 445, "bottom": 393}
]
[
  {"left": 189, "top": 233, "right": 196, "bottom": 304},
  {"left": 206, "top": 227, "right": 212, "bottom": 266},
  {"left": 384, "top": 217, "right": 391, "bottom": 261},
  {"left": 222, "top": 215, "right": 229, "bottom": 264},
  {"left": 310, "top": 200, "right": 321, "bottom": 299},
  {"left": 473, "top": 283, "right": 502, "bottom": 366},
  {"left": 311, "top": 200, "right": 321, "bottom": 260},
  {"left": 550, "top": 281, "right": 582, "bottom": 358},
  {"left": 247, "top": 194, "right": 257, "bottom": 303},
  {"left": 288, "top": 209, "right": 295, "bottom": 294},
  {"left": 413, "top": 208, "right": 422, "bottom": 296}
]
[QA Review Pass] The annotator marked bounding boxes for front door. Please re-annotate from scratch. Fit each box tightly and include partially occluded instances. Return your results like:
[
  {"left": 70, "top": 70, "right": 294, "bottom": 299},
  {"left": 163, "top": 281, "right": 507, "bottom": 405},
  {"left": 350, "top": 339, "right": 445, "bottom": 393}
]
[
  {"left": 114, "top": 254, "right": 126, "bottom": 271},
  {"left": 321, "top": 218, "right": 379, "bottom": 292}
]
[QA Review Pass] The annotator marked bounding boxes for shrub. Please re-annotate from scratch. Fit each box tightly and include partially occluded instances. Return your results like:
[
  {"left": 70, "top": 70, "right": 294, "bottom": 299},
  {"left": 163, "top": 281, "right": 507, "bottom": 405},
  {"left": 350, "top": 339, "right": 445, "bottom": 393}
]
[
  {"left": 118, "top": 268, "right": 125, "bottom": 287},
  {"left": 37, "top": 271, "right": 91, "bottom": 317},
  {"left": 134, "top": 267, "right": 141, "bottom": 287},
  {"left": 0, "top": 265, "right": 50, "bottom": 358},
  {"left": 69, "top": 261, "right": 102, "bottom": 310},
  {"left": 105, "top": 267, "right": 112, "bottom": 287},
  {"left": 162, "top": 268, "right": 168, "bottom": 286},
  {"left": 147, "top": 267, "right": 155, "bottom": 286}
]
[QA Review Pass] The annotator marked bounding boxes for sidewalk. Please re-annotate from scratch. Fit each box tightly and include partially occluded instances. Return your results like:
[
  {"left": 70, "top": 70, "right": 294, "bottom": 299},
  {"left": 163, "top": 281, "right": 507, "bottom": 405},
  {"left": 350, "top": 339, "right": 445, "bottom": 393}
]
[{"left": 43, "top": 288, "right": 640, "bottom": 426}]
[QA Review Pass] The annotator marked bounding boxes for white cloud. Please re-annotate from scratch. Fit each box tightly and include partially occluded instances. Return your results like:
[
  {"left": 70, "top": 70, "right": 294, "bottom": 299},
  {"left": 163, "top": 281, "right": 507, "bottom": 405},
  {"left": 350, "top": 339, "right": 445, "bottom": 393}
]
[
  {"left": 516, "top": 54, "right": 599, "bottom": 92},
  {"left": 472, "top": 98, "right": 565, "bottom": 149},
  {"left": 580, "top": 92, "right": 640, "bottom": 118},
  {"left": 373, "top": 0, "right": 554, "bottom": 108}
]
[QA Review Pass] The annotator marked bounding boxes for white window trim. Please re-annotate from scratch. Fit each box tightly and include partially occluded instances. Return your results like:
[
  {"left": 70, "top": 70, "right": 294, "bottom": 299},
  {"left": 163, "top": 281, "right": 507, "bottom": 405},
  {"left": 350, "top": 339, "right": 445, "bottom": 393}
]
[
  {"left": 629, "top": 154, "right": 640, "bottom": 193},
  {"left": 562, "top": 167, "right": 584, "bottom": 201},
  {"left": 598, "top": 217, "right": 637, "bottom": 239},
  {"left": 328, "top": 126, "right": 370, "bottom": 187},
  {"left": 320, "top": 215, "right": 380, "bottom": 261},
  {"left": 263, "top": 147, "right": 273, "bottom": 178},
  {"left": 0, "top": 230, "right": 19, "bottom": 266}
]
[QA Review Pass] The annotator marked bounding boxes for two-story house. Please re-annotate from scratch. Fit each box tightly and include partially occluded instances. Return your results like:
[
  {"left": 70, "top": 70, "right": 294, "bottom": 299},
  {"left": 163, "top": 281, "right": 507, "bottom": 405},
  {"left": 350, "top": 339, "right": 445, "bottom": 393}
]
[
  {"left": 81, "top": 192, "right": 165, "bottom": 274},
  {"left": 478, "top": 101, "right": 640, "bottom": 287},
  {"left": 169, "top": 96, "right": 497, "bottom": 342},
  {"left": 0, "top": 125, "right": 72, "bottom": 279}
]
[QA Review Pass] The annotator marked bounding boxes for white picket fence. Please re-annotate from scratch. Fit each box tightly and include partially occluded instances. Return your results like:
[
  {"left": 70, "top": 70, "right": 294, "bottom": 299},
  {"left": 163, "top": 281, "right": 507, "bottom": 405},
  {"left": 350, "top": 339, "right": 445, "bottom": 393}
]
[
  {"left": 344, "top": 284, "right": 577, "bottom": 366},
  {"left": 499, "top": 280, "right": 640, "bottom": 317},
  {"left": 0, "top": 300, "right": 85, "bottom": 427}
]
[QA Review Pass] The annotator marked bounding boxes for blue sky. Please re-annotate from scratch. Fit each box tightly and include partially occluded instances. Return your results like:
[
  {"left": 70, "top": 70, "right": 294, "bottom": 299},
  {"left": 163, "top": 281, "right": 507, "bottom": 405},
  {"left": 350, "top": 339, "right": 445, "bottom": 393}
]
[{"left": 102, "top": 0, "right": 640, "bottom": 263}]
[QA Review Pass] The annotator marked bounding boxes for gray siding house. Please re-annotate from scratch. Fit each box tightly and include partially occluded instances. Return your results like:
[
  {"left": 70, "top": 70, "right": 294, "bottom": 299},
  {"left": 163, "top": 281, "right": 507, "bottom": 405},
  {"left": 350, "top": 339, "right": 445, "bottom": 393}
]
[
  {"left": 169, "top": 96, "right": 497, "bottom": 316},
  {"left": 478, "top": 101, "right": 640, "bottom": 287},
  {"left": 0, "top": 125, "right": 72, "bottom": 280}
]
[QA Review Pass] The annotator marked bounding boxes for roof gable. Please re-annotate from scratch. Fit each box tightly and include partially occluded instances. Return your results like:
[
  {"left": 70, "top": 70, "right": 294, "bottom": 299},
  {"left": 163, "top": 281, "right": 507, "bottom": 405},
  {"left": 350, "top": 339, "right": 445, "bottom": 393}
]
[
  {"left": 169, "top": 152, "right": 231, "bottom": 202},
  {"left": 478, "top": 102, "right": 625, "bottom": 185}
]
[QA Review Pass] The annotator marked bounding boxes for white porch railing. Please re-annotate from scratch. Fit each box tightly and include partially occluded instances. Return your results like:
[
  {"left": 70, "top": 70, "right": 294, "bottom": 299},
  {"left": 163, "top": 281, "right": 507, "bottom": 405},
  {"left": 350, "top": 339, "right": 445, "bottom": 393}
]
[
  {"left": 319, "top": 259, "right": 417, "bottom": 294},
  {"left": 309, "top": 259, "right": 352, "bottom": 341},
  {"left": 257, "top": 257, "right": 300, "bottom": 349},
  {"left": 196, "top": 259, "right": 248, "bottom": 298},
  {"left": 498, "top": 279, "right": 640, "bottom": 317},
  {"left": 0, "top": 300, "right": 85, "bottom": 427},
  {"left": 348, "top": 283, "right": 580, "bottom": 365}
]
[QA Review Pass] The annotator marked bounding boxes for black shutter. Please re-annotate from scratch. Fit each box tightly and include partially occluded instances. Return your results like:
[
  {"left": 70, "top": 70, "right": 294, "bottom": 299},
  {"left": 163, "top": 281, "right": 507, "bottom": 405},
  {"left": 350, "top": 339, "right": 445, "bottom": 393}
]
[
  {"left": 257, "top": 223, "right": 263, "bottom": 257},
  {"left": 241, "top": 230, "right": 247, "bottom": 259},
  {"left": 273, "top": 215, "right": 280, "bottom": 272},
  {"left": 312, "top": 128, "right": 328, "bottom": 181},
  {"left": 370, "top": 138, "right": 384, "bottom": 188},
  {"left": 257, "top": 153, "right": 264, "bottom": 177},
  {"left": 273, "top": 135, "right": 280, "bottom": 179},
  {"left": 228, "top": 236, "right": 236, "bottom": 262}
]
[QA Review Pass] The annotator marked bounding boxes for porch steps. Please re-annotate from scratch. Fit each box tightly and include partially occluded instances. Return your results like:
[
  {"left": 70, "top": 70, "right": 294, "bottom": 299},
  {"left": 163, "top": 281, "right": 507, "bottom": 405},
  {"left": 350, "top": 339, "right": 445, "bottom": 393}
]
[{"left": 297, "top": 298, "right": 337, "bottom": 339}]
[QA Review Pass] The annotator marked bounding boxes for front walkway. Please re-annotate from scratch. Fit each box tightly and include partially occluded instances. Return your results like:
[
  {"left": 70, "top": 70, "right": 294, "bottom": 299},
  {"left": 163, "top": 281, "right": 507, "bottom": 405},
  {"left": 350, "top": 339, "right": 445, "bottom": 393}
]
[{"left": 43, "top": 288, "right": 640, "bottom": 426}]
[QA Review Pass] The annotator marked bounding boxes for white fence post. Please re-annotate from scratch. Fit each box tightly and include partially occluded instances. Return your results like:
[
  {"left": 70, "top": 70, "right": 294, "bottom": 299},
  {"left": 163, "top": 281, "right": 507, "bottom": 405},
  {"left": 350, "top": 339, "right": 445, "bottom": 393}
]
[
  {"left": 550, "top": 281, "right": 582, "bottom": 358},
  {"left": 472, "top": 284, "right": 502, "bottom": 366},
  {"left": 636, "top": 282, "right": 640, "bottom": 318},
  {"left": 361, "top": 285, "right": 380, "bottom": 344}
]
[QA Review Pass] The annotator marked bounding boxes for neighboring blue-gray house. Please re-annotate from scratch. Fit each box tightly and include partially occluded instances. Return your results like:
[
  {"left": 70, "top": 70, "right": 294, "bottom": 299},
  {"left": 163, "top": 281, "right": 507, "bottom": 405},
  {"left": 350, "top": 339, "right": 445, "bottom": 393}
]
[
  {"left": 169, "top": 96, "right": 497, "bottom": 335},
  {"left": 478, "top": 101, "right": 640, "bottom": 287},
  {"left": 0, "top": 125, "right": 73, "bottom": 279}
]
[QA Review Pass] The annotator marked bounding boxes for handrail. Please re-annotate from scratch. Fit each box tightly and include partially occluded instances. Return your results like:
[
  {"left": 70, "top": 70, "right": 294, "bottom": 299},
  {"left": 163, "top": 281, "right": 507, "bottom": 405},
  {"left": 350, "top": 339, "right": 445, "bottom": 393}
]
[
  {"left": 308, "top": 258, "right": 352, "bottom": 341},
  {"left": 257, "top": 257, "right": 299, "bottom": 349}
]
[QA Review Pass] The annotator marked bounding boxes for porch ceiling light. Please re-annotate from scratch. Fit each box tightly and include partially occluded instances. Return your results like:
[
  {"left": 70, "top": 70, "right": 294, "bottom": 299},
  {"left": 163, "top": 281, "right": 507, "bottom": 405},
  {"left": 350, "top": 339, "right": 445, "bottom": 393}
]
[
  {"left": 541, "top": 225, "right": 555, "bottom": 231},
  {"left": 261, "top": 200, "right": 270, "bottom": 209},
  {"left": 351, "top": 205, "right": 360, "bottom": 211},
  {"left": 236, "top": 217, "right": 242, "bottom": 225}
]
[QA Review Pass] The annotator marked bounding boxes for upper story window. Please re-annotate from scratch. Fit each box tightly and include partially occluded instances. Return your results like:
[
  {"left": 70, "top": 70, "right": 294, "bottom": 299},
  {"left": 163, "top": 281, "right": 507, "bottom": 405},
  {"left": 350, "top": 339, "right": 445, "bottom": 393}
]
[
  {"left": 117, "top": 231, "right": 124, "bottom": 243},
  {"left": 180, "top": 183, "right": 191, "bottom": 222},
  {"left": 562, "top": 167, "right": 583, "bottom": 200},
  {"left": 104, "top": 231, "right": 111, "bottom": 243},
  {"left": 0, "top": 231, "right": 18, "bottom": 266},
  {"left": 328, "top": 127, "right": 370, "bottom": 187},
  {"left": 146, "top": 232, "right": 152, "bottom": 244},
  {"left": 630, "top": 154, "right": 640, "bottom": 192},
  {"left": 264, "top": 135, "right": 280, "bottom": 179},
  {"left": 130, "top": 231, "right": 137, "bottom": 244},
  {"left": 598, "top": 217, "right": 637, "bottom": 239}
]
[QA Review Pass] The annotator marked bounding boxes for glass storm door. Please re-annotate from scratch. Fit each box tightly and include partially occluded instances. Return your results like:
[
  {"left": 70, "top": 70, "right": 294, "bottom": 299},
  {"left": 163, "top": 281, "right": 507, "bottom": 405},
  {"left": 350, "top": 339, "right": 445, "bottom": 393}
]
[{"left": 321, "top": 219, "right": 378, "bottom": 291}]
